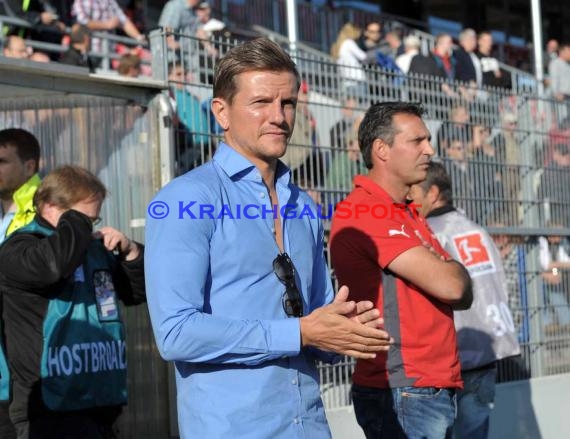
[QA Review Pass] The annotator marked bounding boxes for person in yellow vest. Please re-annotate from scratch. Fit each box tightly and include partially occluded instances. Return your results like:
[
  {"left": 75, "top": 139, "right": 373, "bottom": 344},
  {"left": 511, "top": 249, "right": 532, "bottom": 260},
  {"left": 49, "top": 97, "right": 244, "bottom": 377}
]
[
  {"left": 0, "top": 128, "right": 41, "bottom": 242},
  {"left": 0, "top": 127, "right": 41, "bottom": 439}
]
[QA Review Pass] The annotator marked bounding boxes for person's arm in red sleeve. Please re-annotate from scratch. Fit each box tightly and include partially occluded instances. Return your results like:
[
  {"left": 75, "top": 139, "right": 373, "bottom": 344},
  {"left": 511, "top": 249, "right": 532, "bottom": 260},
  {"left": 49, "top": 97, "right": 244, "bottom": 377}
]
[
  {"left": 388, "top": 245, "right": 473, "bottom": 310},
  {"left": 371, "top": 217, "right": 473, "bottom": 311}
]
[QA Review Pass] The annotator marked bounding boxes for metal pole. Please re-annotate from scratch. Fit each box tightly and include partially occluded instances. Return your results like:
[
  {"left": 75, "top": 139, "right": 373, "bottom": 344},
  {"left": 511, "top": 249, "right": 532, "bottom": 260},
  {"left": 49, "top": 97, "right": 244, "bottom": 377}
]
[
  {"left": 149, "top": 28, "right": 168, "bottom": 83},
  {"left": 285, "top": 0, "right": 298, "bottom": 56},
  {"left": 531, "top": 0, "right": 544, "bottom": 94}
]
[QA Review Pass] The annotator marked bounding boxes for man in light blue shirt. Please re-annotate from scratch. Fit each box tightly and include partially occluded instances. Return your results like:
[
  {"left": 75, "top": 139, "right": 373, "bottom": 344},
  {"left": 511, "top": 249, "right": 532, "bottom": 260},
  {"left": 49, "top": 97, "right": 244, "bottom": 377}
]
[{"left": 145, "top": 38, "right": 392, "bottom": 438}]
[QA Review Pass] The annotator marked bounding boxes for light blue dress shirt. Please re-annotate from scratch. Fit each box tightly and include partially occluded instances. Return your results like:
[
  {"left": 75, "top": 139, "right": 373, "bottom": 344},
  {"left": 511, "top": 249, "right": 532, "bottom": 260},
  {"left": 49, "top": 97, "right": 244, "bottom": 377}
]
[{"left": 145, "top": 143, "right": 335, "bottom": 439}]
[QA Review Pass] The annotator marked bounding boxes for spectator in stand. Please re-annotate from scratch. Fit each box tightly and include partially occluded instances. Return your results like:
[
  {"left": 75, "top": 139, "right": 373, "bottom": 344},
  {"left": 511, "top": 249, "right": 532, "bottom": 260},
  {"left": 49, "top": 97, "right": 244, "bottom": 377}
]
[
  {"left": 356, "top": 21, "right": 382, "bottom": 55},
  {"left": 330, "top": 97, "right": 359, "bottom": 156},
  {"left": 331, "top": 23, "right": 368, "bottom": 102},
  {"left": 443, "top": 135, "right": 473, "bottom": 211},
  {"left": 431, "top": 33, "right": 456, "bottom": 81},
  {"left": 195, "top": 1, "right": 224, "bottom": 38},
  {"left": 539, "top": 224, "right": 570, "bottom": 331},
  {"left": 469, "top": 123, "right": 504, "bottom": 223},
  {"left": 544, "top": 39, "right": 559, "bottom": 73},
  {"left": 29, "top": 51, "right": 50, "bottom": 62},
  {"left": 158, "top": 0, "right": 200, "bottom": 49},
  {"left": 407, "top": 33, "right": 459, "bottom": 113},
  {"left": 490, "top": 219, "right": 532, "bottom": 381},
  {"left": 546, "top": 116, "right": 570, "bottom": 166},
  {"left": 548, "top": 42, "right": 570, "bottom": 103},
  {"left": 395, "top": 35, "right": 420, "bottom": 74},
  {"left": 282, "top": 80, "right": 324, "bottom": 188},
  {"left": 469, "top": 124, "right": 497, "bottom": 164},
  {"left": 1, "top": 0, "right": 65, "bottom": 49},
  {"left": 455, "top": 28, "right": 482, "bottom": 99},
  {"left": 124, "top": 0, "right": 146, "bottom": 34},
  {"left": 71, "top": 0, "right": 145, "bottom": 61},
  {"left": 60, "top": 23, "right": 94, "bottom": 71},
  {"left": 490, "top": 221, "right": 526, "bottom": 338},
  {"left": 538, "top": 142, "right": 570, "bottom": 226},
  {"left": 414, "top": 33, "right": 458, "bottom": 92},
  {"left": 436, "top": 103, "right": 472, "bottom": 155},
  {"left": 492, "top": 112, "right": 521, "bottom": 222},
  {"left": 194, "top": 2, "right": 224, "bottom": 57},
  {"left": 2, "top": 35, "right": 30, "bottom": 59},
  {"left": 378, "top": 30, "right": 403, "bottom": 59},
  {"left": 117, "top": 53, "right": 141, "bottom": 77},
  {"left": 326, "top": 115, "right": 366, "bottom": 194},
  {"left": 168, "top": 62, "right": 210, "bottom": 172},
  {"left": 477, "top": 31, "right": 509, "bottom": 89}
]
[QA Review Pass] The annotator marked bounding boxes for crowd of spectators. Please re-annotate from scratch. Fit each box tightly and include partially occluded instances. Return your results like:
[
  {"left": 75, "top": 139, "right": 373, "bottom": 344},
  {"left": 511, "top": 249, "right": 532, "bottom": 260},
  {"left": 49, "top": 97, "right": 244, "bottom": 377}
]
[
  {"left": 547, "top": 41, "right": 570, "bottom": 103},
  {"left": 331, "top": 21, "right": 518, "bottom": 105},
  {"left": 0, "top": 0, "right": 226, "bottom": 77},
  {"left": 2, "top": 6, "right": 568, "bottom": 220},
  {"left": 154, "top": 18, "right": 570, "bottom": 238}
]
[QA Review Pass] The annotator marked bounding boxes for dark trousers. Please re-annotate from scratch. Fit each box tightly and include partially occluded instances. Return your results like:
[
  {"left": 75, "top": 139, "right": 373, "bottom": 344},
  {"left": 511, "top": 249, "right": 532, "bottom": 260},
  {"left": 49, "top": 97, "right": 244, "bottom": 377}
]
[
  {"left": 0, "top": 401, "right": 16, "bottom": 439},
  {"left": 10, "top": 380, "right": 121, "bottom": 439},
  {"left": 14, "top": 409, "right": 121, "bottom": 439}
]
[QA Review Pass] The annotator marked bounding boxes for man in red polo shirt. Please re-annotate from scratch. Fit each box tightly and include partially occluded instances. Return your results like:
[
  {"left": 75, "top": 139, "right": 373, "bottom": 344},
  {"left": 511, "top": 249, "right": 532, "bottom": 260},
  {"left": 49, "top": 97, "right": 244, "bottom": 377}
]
[{"left": 330, "top": 101, "right": 473, "bottom": 438}]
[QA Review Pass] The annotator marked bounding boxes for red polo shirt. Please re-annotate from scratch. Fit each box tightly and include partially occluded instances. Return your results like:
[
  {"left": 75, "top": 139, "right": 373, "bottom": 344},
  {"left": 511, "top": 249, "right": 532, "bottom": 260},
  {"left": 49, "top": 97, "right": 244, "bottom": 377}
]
[{"left": 330, "top": 175, "right": 462, "bottom": 389}]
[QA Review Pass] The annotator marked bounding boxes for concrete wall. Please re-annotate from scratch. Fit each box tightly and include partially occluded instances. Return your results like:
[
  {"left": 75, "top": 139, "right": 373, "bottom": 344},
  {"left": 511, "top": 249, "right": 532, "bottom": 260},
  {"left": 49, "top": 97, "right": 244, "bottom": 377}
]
[{"left": 326, "top": 373, "right": 570, "bottom": 439}]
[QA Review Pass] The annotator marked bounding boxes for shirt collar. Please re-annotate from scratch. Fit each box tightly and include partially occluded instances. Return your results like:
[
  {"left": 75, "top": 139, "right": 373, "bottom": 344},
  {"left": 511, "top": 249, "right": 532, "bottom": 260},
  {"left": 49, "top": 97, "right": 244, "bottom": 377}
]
[
  {"left": 426, "top": 204, "right": 456, "bottom": 219},
  {"left": 13, "top": 173, "right": 41, "bottom": 212},
  {"left": 213, "top": 142, "right": 291, "bottom": 185},
  {"left": 353, "top": 175, "right": 407, "bottom": 207}
]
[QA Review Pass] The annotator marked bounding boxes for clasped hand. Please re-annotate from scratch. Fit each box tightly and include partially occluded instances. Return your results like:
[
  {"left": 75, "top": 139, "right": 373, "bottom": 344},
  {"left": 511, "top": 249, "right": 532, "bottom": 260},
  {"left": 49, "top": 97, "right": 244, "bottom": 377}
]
[{"left": 300, "top": 286, "right": 393, "bottom": 359}]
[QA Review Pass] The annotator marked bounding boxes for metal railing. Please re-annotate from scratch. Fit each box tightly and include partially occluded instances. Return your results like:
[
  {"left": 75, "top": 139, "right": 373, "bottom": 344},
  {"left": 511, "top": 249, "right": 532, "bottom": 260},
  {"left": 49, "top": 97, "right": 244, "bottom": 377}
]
[
  {"left": 207, "top": 0, "right": 537, "bottom": 95},
  {"left": 0, "top": 14, "right": 149, "bottom": 72},
  {"left": 1, "top": 4, "right": 538, "bottom": 93}
]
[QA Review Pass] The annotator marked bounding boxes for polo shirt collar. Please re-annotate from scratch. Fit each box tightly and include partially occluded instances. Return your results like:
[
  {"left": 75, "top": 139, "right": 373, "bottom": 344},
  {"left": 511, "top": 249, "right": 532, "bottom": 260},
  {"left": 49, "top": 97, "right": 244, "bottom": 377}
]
[
  {"left": 213, "top": 142, "right": 291, "bottom": 185},
  {"left": 353, "top": 175, "right": 408, "bottom": 207}
]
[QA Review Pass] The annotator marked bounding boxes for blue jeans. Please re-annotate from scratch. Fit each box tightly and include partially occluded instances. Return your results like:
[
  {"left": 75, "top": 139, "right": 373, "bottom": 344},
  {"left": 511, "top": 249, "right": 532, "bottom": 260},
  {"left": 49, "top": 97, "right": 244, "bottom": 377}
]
[
  {"left": 453, "top": 365, "right": 497, "bottom": 439},
  {"left": 352, "top": 385, "right": 456, "bottom": 439}
]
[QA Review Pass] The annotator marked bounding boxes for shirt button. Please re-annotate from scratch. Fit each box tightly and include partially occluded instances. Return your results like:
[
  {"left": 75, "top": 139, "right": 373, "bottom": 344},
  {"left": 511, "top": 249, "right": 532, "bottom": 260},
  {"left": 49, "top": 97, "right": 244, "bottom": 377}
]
[
  {"left": 291, "top": 378, "right": 298, "bottom": 385},
  {"left": 293, "top": 418, "right": 300, "bottom": 424},
  {"left": 260, "top": 192, "right": 265, "bottom": 198}
]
